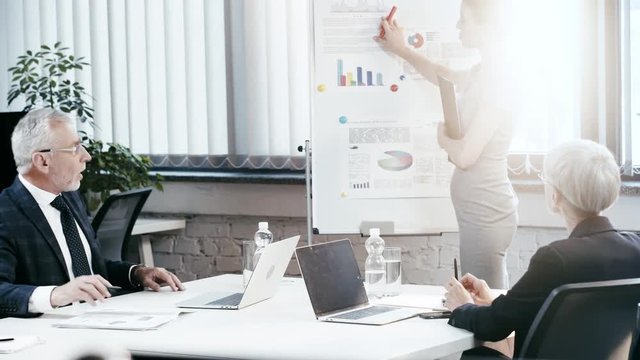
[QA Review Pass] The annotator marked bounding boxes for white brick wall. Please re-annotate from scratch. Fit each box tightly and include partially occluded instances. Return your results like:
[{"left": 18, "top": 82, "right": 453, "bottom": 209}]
[
  {"left": 138, "top": 181, "right": 638, "bottom": 287},
  {"left": 143, "top": 214, "right": 568, "bottom": 286}
]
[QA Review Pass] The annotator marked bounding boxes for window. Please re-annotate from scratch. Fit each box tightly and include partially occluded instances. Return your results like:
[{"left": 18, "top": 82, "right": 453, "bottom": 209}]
[
  {"left": 0, "top": 0, "right": 309, "bottom": 172},
  {"left": 624, "top": 0, "right": 640, "bottom": 175},
  {"left": 509, "top": 0, "right": 583, "bottom": 155},
  {"left": 0, "top": 1, "right": 634, "bottom": 176}
]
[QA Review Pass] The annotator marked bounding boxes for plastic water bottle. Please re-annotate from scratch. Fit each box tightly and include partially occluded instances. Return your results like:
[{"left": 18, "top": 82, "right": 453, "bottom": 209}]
[
  {"left": 365, "top": 228, "right": 386, "bottom": 299},
  {"left": 253, "top": 221, "right": 273, "bottom": 266}
]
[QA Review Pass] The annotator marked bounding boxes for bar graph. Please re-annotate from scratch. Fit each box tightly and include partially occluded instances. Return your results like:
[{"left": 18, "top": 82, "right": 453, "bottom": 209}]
[
  {"left": 351, "top": 181, "right": 371, "bottom": 189},
  {"left": 337, "top": 59, "right": 384, "bottom": 87}
]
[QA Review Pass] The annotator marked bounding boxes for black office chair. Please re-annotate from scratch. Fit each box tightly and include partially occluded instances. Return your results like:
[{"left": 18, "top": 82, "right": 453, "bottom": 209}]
[
  {"left": 91, "top": 188, "right": 152, "bottom": 261},
  {"left": 630, "top": 303, "right": 640, "bottom": 360},
  {"left": 0, "top": 111, "right": 26, "bottom": 191},
  {"left": 518, "top": 278, "right": 640, "bottom": 360}
]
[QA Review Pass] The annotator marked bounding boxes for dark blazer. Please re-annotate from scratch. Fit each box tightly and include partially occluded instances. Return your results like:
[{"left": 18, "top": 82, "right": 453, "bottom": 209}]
[
  {"left": 0, "top": 178, "right": 136, "bottom": 317},
  {"left": 449, "top": 216, "right": 640, "bottom": 357}
]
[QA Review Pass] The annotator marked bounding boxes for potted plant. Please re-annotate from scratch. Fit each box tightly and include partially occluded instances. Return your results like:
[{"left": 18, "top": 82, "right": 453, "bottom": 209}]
[
  {"left": 81, "top": 135, "right": 162, "bottom": 211},
  {"left": 7, "top": 42, "right": 93, "bottom": 124},
  {"left": 7, "top": 42, "right": 162, "bottom": 210}
]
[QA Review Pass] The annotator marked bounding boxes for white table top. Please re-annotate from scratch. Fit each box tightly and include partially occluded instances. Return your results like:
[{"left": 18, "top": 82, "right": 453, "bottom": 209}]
[
  {"left": 130, "top": 218, "right": 185, "bottom": 236},
  {"left": 0, "top": 275, "right": 475, "bottom": 360}
]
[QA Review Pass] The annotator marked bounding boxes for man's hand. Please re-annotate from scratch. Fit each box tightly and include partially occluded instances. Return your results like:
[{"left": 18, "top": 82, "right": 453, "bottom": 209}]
[
  {"left": 133, "top": 266, "right": 185, "bottom": 292},
  {"left": 459, "top": 273, "right": 495, "bottom": 306},
  {"left": 50, "top": 275, "right": 113, "bottom": 307}
]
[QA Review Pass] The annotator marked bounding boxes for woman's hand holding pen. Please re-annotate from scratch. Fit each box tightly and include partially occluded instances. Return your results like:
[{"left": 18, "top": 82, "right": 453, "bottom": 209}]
[
  {"left": 460, "top": 273, "right": 495, "bottom": 306},
  {"left": 374, "top": 18, "right": 407, "bottom": 56},
  {"left": 443, "top": 276, "right": 473, "bottom": 310},
  {"left": 443, "top": 273, "right": 496, "bottom": 310}
]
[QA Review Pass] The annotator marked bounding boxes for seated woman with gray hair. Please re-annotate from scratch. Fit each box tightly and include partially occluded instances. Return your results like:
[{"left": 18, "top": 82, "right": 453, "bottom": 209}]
[{"left": 442, "top": 139, "right": 640, "bottom": 359}]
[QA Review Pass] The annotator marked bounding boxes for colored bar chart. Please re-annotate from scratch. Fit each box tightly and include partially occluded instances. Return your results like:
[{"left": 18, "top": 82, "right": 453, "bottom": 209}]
[{"left": 337, "top": 59, "right": 384, "bottom": 87}]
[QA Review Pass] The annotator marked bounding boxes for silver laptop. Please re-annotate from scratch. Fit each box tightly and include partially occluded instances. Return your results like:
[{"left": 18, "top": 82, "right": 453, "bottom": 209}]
[
  {"left": 296, "top": 239, "right": 420, "bottom": 325},
  {"left": 177, "top": 235, "right": 300, "bottom": 310}
]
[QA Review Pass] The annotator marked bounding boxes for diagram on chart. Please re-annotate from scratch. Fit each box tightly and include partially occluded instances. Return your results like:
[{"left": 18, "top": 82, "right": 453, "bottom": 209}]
[
  {"left": 377, "top": 150, "right": 413, "bottom": 171},
  {"left": 313, "top": 0, "right": 464, "bottom": 201},
  {"left": 344, "top": 120, "right": 452, "bottom": 199}
]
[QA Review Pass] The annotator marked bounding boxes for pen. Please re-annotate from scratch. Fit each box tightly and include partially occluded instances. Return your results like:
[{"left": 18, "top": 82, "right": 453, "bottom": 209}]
[
  {"left": 454, "top": 258, "right": 458, "bottom": 280},
  {"left": 0, "top": 338, "right": 14, "bottom": 342},
  {"left": 379, "top": 5, "right": 397, "bottom": 39}
]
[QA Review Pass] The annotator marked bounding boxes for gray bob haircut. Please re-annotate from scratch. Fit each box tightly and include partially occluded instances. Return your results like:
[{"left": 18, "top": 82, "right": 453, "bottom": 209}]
[
  {"left": 11, "top": 108, "right": 75, "bottom": 174},
  {"left": 543, "top": 139, "right": 621, "bottom": 214}
]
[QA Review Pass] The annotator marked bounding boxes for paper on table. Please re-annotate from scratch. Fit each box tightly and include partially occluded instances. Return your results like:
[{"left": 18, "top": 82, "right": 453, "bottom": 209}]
[
  {"left": 376, "top": 294, "right": 448, "bottom": 311},
  {"left": 53, "top": 309, "right": 182, "bottom": 331},
  {"left": 0, "top": 336, "right": 44, "bottom": 353}
]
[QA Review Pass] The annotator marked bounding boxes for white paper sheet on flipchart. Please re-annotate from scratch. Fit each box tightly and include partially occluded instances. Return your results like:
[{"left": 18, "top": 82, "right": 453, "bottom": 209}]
[{"left": 375, "top": 294, "right": 448, "bottom": 311}]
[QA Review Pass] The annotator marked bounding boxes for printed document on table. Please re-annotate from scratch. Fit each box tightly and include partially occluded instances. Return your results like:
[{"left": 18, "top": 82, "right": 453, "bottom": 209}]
[
  {"left": 53, "top": 309, "right": 182, "bottom": 330},
  {"left": 376, "top": 294, "right": 447, "bottom": 310},
  {"left": 0, "top": 336, "right": 44, "bottom": 353}
]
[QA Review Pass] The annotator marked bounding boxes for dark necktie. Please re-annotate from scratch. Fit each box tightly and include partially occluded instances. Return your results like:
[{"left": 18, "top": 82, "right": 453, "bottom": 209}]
[{"left": 50, "top": 196, "right": 92, "bottom": 277}]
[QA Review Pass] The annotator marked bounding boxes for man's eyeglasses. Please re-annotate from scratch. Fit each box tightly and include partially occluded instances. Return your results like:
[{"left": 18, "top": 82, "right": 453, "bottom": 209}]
[{"left": 37, "top": 144, "right": 85, "bottom": 155}]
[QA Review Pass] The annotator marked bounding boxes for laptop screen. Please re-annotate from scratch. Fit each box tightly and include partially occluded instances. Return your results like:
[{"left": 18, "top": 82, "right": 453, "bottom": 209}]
[{"left": 296, "top": 239, "right": 368, "bottom": 316}]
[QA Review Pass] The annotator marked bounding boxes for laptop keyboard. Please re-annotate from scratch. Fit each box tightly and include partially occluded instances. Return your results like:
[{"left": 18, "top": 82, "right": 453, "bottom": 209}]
[
  {"left": 206, "top": 292, "right": 243, "bottom": 306},
  {"left": 330, "top": 306, "right": 396, "bottom": 320}
]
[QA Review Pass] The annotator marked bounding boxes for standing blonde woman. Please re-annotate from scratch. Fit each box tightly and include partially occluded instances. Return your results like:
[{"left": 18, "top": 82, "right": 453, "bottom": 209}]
[{"left": 376, "top": 0, "right": 517, "bottom": 288}]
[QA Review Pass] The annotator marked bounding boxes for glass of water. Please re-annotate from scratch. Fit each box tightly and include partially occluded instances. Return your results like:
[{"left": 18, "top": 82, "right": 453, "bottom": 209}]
[
  {"left": 242, "top": 240, "right": 256, "bottom": 287},
  {"left": 383, "top": 247, "right": 402, "bottom": 296}
]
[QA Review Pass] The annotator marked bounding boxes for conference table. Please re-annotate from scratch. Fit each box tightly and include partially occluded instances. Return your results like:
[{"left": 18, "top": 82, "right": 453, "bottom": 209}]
[{"left": 0, "top": 275, "right": 476, "bottom": 359}]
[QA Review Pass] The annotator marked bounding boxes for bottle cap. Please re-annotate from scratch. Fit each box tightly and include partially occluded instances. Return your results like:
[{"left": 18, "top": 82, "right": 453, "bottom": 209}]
[
  {"left": 370, "top": 228, "right": 380, "bottom": 236},
  {"left": 258, "top": 222, "right": 269, "bottom": 230}
]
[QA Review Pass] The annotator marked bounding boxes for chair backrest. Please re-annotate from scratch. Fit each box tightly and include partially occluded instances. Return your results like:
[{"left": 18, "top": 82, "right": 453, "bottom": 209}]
[
  {"left": 91, "top": 188, "right": 152, "bottom": 261},
  {"left": 630, "top": 303, "right": 640, "bottom": 360},
  {"left": 0, "top": 111, "right": 25, "bottom": 191},
  {"left": 518, "top": 278, "right": 640, "bottom": 360}
]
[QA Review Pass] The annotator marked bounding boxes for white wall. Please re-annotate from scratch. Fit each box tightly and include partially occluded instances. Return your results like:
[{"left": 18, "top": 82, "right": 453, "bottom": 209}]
[
  {"left": 140, "top": 181, "right": 640, "bottom": 286},
  {"left": 144, "top": 181, "right": 640, "bottom": 231}
]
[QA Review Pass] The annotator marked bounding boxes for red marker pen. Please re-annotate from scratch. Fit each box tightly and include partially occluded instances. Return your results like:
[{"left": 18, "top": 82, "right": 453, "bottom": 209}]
[{"left": 379, "top": 5, "right": 397, "bottom": 39}]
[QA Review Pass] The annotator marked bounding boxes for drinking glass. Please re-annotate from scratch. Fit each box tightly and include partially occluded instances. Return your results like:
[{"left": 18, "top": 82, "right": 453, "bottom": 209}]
[
  {"left": 242, "top": 240, "right": 256, "bottom": 287},
  {"left": 383, "top": 247, "right": 402, "bottom": 296}
]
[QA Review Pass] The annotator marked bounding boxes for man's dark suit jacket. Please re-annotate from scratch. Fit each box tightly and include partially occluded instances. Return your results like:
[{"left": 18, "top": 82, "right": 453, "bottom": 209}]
[
  {"left": 0, "top": 178, "right": 137, "bottom": 317},
  {"left": 449, "top": 216, "right": 640, "bottom": 357}
]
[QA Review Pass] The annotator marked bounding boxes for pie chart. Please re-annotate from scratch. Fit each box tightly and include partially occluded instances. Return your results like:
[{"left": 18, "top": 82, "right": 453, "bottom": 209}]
[
  {"left": 407, "top": 33, "right": 424, "bottom": 49},
  {"left": 377, "top": 150, "right": 413, "bottom": 171}
]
